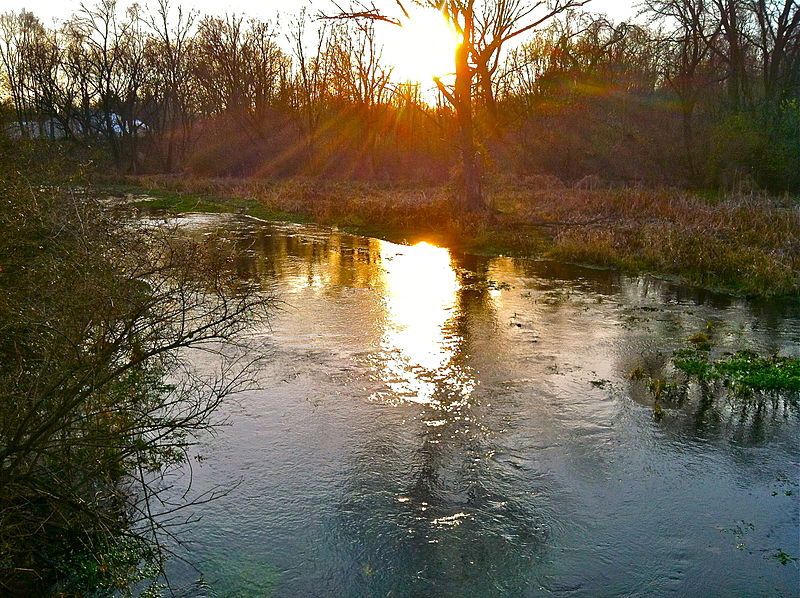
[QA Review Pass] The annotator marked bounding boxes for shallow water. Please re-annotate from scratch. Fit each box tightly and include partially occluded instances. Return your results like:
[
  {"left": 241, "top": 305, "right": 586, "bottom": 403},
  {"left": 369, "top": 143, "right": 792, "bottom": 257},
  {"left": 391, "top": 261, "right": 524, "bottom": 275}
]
[{"left": 165, "top": 214, "right": 799, "bottom": 598}]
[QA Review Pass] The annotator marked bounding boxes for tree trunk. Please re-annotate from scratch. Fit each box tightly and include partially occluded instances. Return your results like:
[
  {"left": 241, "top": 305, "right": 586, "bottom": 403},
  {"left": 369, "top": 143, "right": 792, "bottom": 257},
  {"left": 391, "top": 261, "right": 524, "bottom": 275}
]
[
  {"left": 680, "top": 97, "right": 697, "bottom": 179},
  {"left": 454, "top": 41, "right": 483, "bottom": 211}
]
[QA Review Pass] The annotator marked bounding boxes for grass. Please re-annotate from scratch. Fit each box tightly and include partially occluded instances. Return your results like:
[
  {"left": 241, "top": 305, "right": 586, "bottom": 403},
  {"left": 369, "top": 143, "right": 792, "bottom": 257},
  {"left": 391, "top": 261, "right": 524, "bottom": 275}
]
[
  {"left": 102, "top": 183, "right": 310, "bottom": 224},
  {"left": 98, "top": 175, "right": 800, "bottom": 297}
]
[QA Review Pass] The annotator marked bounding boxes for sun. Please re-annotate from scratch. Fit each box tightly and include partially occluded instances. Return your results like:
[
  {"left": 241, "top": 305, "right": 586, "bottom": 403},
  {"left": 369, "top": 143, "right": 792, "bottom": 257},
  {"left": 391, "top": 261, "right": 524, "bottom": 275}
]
[{"left": 381, "top": 6, "right": 460, "bottom": 85}]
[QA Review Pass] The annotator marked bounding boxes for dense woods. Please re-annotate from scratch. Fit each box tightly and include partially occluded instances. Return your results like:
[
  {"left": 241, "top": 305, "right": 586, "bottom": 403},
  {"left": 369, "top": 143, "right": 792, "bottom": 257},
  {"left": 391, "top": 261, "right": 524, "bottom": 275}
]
[{"left": 1, "top": 0, "right": 797, "bottom": 192}]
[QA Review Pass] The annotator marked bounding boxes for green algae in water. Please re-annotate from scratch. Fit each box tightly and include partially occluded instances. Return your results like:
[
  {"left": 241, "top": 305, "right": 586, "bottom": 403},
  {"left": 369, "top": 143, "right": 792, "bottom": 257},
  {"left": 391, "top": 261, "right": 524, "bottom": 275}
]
[
  {"left": 200, "top": 552, "right": 280, "bottom": 598},
  {"left": 673, "top": 349, "right": 800, "bottom": 392}
]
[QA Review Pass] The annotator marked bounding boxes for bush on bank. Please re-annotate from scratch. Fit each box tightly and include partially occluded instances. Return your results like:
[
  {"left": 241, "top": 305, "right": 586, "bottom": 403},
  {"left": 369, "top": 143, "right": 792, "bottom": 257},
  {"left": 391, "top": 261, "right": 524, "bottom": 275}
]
[{"left": 0, "top": 139, "right": 271, "bottom": 596}]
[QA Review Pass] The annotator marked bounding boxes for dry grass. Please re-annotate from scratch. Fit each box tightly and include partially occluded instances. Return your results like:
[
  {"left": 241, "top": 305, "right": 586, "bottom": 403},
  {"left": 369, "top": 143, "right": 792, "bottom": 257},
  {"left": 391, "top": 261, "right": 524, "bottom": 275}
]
[
  {"left": 108, "top": 174, "right": 799, "bottom": 297},
  {"left": 516, "top": 187, "right": 799, "bottom": 295}
]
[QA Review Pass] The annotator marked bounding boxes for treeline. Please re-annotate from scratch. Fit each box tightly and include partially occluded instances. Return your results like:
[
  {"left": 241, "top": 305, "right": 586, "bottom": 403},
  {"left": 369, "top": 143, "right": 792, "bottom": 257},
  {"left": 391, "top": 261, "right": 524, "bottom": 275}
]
[
  {"left": 496, "top": 2, "right": 799, "bottom": 191},
  {"left": 0, "top": 0, "right": 797, "bottom": 191}
]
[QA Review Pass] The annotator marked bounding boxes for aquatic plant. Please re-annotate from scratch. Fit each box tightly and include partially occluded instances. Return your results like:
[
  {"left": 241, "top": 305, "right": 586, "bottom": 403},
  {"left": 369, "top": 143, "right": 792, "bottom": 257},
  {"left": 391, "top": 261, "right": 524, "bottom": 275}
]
[
  {"left": 673, "top": 349, "right": 800, "bottom": 392},
  {"left": 772, "top": 550, "right": 799, "bottom": 566},
  {"left": 688, "top": 332, "right": 712, "bottom": 351}
]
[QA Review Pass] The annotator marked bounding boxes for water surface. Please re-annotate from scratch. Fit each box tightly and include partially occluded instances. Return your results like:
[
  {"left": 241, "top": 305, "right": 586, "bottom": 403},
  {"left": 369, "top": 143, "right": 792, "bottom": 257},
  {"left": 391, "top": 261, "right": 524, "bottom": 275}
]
[{"left": 167, "top": 214, "right": 799, "bottom": 598}]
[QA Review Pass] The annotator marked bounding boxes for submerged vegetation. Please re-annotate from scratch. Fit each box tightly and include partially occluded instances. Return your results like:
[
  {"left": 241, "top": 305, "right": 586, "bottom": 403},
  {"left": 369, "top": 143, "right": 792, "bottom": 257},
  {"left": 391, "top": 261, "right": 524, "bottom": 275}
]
[
  {"left": 673, "top": 349, "right": 800, "bottom": 392},
  {"left": 671, "top": 325, "right": 800, "bottom": 393},
  {"left": 0, "top": 140, "right": 271, "bottom": 595},
  {"left": 629, "top": 329, "right": 799, "bottom": 429}
]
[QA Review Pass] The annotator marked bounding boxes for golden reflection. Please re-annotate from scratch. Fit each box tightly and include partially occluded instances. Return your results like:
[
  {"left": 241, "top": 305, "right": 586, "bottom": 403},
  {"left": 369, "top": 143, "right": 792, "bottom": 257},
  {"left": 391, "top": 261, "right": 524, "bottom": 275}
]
[{"left": 372, "top": 241, "right": 474, "bottom": 408}]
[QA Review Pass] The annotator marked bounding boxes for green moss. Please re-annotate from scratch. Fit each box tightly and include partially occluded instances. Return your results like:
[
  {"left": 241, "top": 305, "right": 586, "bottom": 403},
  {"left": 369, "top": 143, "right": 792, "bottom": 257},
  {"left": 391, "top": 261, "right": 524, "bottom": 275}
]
[{"left": 105, "top": 186, "right": 310, "bottom": 224}]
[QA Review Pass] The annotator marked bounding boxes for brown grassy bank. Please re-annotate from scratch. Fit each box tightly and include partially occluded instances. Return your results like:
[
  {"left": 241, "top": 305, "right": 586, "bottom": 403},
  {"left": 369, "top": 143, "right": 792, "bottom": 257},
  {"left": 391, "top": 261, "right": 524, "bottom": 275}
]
[{"left": 104, "top": 175, "right": 799, "bottom": 297}]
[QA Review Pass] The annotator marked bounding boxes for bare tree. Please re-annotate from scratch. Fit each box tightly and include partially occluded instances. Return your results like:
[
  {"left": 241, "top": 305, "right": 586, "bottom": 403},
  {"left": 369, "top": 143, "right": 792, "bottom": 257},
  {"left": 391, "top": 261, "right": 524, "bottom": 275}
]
[
  {"left": 749, "top": 0, "right": 799, "bottom": 104},
  {"left": 16, "top": 17, "right": 67, "bottom": 138},
  {"left": 191, "top": 14, "right": 291, "bottom": 145},
  {"left": 68, "top": 0, "right": 132, "bottom": 164},
  {"left": 0, "top": 11, "right": 42, "bottom": 135},
  {"left": 325, "top": 0, "right": 591, "bottom": 210},
  {"left": 288, "top": 9, "right": 333, "bottom": 167},
  {"left": 707, "top": 0, "right": 757, "bottom": 109},
  {"left": 327, "top": 19, "right": 394, "bottom": 175},
  {"left": 644, "top": 0, "right": 719, "bottom": 175},
  {"left": 245, "top": 18, "right": 294, "bottom": 138},
  {"left": 144, "top": 0, "right": 197, "bottom": 171}
]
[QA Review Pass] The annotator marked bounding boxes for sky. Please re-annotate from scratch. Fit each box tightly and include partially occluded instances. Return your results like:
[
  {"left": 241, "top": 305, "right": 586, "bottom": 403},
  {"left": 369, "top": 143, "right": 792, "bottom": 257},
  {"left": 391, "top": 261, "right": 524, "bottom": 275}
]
[
  {"left": 1, "top": 0, "right": 638, "bottom": 27},
  {"left": 0, "top": 0, "right": 639, "bottom": 88}
]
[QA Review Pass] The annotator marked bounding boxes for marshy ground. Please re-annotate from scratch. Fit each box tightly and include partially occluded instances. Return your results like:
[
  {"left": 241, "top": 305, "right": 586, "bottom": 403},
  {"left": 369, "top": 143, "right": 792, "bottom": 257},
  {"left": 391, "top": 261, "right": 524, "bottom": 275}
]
[{"left": 106, "top": 175, "right": 800, "bottom": 298}]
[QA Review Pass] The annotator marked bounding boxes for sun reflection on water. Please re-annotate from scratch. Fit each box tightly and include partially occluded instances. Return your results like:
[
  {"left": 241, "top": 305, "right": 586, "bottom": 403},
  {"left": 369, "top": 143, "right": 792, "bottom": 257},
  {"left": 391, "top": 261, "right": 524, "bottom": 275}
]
[{"left": 371, "top": 241, "right": 475, "bottom": 408}]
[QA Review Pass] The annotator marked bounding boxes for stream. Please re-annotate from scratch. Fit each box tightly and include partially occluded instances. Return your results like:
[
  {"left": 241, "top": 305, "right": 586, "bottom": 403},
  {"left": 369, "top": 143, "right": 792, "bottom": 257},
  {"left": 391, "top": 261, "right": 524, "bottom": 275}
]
[{"left": 163, "top": 213, "right": 798, "bottom": 598}]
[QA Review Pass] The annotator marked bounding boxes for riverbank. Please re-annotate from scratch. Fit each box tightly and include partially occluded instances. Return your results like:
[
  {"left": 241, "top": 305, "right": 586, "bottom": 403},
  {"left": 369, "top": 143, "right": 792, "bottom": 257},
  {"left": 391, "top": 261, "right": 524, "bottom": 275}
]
[
  {"left": 101, "top": 175, "right": 799, "bottom": 297},
  {"left": 0, "top": 144, "right": 272, "bottom": 595}
]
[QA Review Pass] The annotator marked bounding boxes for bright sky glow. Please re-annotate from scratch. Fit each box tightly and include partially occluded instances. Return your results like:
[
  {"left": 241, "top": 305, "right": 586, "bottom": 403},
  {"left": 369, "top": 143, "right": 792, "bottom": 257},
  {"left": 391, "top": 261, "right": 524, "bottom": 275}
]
[
  {"left": 3, "top": 0, "right": 637, "bottom": 31},
  {"left": 380, "top": 5, "right": 460, "bottom": 83},
  {"left": 1, "top": 0, "right": 637, "bottom": 87}
]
